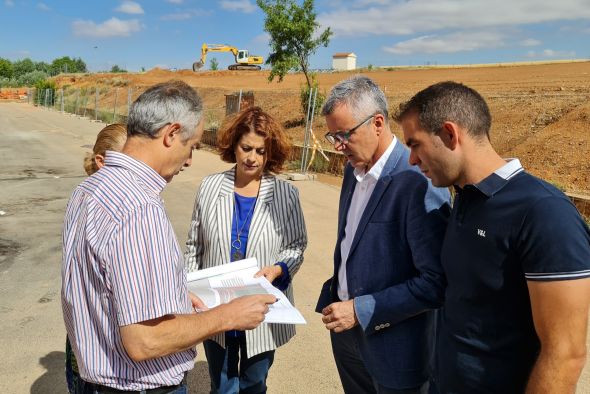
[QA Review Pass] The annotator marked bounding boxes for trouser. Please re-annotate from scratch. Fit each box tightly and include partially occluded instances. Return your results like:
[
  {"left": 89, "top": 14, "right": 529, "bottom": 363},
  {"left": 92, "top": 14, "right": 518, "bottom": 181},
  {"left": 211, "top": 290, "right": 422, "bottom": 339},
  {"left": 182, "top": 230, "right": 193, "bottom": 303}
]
[
  {"left": 330, "top": 327, "right": 429, "bottom": 394},
  {"left": 203, "top": 335, "right": 275, "bottom": 394}
]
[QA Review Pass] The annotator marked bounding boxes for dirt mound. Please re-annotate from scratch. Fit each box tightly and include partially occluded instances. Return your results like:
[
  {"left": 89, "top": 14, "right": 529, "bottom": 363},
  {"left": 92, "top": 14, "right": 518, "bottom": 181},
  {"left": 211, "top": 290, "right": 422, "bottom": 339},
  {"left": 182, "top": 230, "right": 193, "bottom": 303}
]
[
  {"left": 46, "top": 62, "right": 590, "bottom": 194},
  {"left": 506, "top": 102, "right": 590, "bottom": 193}
]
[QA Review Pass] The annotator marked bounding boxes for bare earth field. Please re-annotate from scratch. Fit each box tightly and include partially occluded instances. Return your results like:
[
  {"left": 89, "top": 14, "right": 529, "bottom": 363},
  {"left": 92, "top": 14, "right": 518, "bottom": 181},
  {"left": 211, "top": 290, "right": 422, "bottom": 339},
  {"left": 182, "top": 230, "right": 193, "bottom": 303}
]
[
  {"left": 1, "top": 62, "right": 589, "bottom": 393},
  {"left": 53, "top": 61, "right": 590, "bottom": 194}
]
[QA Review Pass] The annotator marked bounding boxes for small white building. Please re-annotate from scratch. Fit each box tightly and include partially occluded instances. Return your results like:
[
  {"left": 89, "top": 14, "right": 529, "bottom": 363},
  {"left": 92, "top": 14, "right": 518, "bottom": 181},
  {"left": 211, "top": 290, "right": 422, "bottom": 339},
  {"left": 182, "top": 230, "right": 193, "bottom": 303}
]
[{"left": 332, "top": 52, "right": 357, "bottom": 71}]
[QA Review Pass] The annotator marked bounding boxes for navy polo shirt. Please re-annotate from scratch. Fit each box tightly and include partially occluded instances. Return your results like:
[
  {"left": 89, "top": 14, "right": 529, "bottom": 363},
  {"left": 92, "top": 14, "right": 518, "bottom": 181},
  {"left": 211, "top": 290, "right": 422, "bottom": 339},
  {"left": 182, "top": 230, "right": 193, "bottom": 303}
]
[{"left": 435, "top": 160, "right": 590, "bottom": 393}]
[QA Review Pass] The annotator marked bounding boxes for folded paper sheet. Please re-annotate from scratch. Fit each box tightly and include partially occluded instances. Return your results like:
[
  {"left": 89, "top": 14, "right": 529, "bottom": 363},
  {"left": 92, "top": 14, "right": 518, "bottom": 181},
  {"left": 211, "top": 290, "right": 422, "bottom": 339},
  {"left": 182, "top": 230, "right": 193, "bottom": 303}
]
[{"left": 187, "top": 258, "right": 306, "bottom": 324}]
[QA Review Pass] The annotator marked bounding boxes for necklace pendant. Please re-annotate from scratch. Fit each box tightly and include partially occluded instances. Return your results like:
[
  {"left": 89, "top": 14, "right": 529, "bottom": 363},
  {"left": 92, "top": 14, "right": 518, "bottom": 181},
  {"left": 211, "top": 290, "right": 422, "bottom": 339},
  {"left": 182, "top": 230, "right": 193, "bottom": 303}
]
[
  {"left": 232, "top": 238, "right": 242, "bottom": 250},
  {"left": 232, "top": 250, "right": 244, "bottom": 261}
]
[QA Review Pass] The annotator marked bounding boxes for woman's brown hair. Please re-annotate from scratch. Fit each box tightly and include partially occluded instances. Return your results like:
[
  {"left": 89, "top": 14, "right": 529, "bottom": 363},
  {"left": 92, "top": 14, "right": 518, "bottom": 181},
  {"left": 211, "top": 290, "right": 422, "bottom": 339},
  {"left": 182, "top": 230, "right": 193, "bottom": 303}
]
[
  {"left": 217, "top": 106, "right": 291, "bottom": 174},
  {"left": 83, "top": 123, "right": 127, "bottom": 175}
]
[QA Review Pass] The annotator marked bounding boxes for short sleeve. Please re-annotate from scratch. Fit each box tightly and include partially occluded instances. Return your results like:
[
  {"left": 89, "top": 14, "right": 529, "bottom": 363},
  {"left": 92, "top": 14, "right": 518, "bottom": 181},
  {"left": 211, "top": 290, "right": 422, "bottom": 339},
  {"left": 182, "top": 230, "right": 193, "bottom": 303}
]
[
  {"left": 108, "top": 203, "right": 190, "bottom": 325},
  {"left": 519, "top": 196, "right": 590, "bottom": 281}
]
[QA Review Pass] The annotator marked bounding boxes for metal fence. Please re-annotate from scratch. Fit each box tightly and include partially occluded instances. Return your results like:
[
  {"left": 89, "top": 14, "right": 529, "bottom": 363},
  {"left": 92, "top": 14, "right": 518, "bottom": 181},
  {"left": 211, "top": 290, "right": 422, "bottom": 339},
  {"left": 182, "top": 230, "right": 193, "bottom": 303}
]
[
  {"left": 21, "top": 86, "right": 590, "bottom": 220},
  {"left": 27, "top": 86, "right": 347, "bottom": 175}
]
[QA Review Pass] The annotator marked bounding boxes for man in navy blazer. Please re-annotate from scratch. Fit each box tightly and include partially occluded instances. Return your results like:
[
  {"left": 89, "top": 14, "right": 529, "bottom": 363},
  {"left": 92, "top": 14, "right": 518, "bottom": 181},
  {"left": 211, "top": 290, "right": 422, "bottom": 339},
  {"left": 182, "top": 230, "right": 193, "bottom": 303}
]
[{"left": 316, "top": 75, "right": 450, "bottom": 393}]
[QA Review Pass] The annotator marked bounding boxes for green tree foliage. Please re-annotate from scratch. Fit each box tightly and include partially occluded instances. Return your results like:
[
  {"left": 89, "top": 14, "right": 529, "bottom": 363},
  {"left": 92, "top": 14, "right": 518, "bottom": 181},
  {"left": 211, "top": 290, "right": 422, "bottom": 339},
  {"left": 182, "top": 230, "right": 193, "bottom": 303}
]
[
  {"left": 34, "top": 61, "right": 51, "bottom": 74},
  {"left": 110, "top": 65, "right": 127, "bottom": 73},
  {"left": 0, "top": 57, "right": 14, "bottom": 79},
  {"left": 0, "top": 56, "right": 88, "bottom": 87},
  {"left": 12, "top": 58, "right": 35, "bottom": 77},
  {"left": 210, "top": 57, "right": 219, "bottom": 71},
  {"left": 17, "top": 71, "right": 49, "bottom": 86},
  {"left": 257, "top": 0, "right": 332, "bottom": 89},
  {"left": 50, "top": 56, "right": 87, "bottom": 74},
  {"left": 34, "top": 78, "right": 57, "bottom": 105}
]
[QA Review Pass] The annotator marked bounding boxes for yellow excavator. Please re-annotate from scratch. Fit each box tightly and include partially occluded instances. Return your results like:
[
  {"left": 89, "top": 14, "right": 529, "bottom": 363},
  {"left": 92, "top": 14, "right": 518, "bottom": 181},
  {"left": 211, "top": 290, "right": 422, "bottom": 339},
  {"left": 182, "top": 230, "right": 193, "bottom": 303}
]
[{"left": 192, "top": 43, "right": 264, "bottom": 71}]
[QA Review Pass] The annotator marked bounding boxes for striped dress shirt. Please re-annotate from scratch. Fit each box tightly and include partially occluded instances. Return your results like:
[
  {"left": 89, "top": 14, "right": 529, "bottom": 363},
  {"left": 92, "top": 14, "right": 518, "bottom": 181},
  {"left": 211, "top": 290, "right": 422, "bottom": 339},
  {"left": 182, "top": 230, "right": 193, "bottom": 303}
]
[
  {"left": 185, "top": 169, "right": 307, "bottom": 358},
  {"left": 61, "top": 151, "right": 195, "bottom": 390}
]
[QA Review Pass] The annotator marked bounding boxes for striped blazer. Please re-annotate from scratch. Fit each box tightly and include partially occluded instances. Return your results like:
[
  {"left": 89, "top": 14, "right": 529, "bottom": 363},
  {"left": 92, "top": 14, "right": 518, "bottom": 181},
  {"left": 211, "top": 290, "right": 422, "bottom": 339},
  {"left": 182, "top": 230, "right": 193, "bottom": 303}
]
[{"left": 185, "top": 168, "right": 307, "bottom": 357}]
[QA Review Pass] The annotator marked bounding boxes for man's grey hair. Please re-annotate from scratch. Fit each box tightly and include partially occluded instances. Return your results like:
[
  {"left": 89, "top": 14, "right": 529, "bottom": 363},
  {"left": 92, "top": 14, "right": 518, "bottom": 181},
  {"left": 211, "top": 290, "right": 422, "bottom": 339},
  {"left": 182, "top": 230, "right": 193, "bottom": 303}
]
[
  {"left": 322, "top": 75, "right": 388, "bottom": 121},
  {"left": 127, "top": 80, "right": 203, "bottom": 141},
  {"left": 393, "top": 81, "right": 491, "bottom": 140}
]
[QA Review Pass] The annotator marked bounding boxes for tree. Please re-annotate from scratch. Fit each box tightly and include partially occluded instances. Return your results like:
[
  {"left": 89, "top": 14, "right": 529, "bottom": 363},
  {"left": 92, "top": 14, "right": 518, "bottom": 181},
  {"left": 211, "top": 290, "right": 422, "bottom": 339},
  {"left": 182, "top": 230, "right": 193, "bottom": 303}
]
[
  {"left": 0, "top": 58, "right": 14, "bottom": 79},
  {"left": 257, "top": 0, "right": 332, "bottom": 89},
  {"left": 50, "top": 56, "right": 87, "bottom": 75},
  {"left": 34, "top": 61, "right": 51, "bottom": 74},
  {"left": 110, "top": 65, "right": 127, "bottom": 73},
  {"left": 12, "top": 58, "right": 35, "bottom": 78},
  {"left": 210, "top": 57, "right": 219, "bottom": 71}
]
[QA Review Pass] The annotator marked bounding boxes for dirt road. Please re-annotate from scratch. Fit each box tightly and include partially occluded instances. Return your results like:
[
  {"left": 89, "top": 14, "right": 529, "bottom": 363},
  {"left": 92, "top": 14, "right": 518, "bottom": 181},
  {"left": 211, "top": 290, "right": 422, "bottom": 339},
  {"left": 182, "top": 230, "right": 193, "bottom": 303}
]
[
  {"left": 1, "top": 103, "right": 588, "bottom": 393},
  {"left": 0, "top": 102, "right": 341, "bottom": 393}
]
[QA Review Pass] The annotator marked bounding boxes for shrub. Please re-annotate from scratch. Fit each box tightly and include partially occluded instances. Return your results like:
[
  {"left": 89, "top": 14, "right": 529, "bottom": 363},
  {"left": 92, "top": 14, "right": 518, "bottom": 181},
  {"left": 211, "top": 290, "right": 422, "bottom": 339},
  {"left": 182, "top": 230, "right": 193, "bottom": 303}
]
[
  {"left": 34, "top": 79, "right": 57, "bottom": 106},
  {"left": 17, "top": 70, "right": 49, "bottom": 86}
]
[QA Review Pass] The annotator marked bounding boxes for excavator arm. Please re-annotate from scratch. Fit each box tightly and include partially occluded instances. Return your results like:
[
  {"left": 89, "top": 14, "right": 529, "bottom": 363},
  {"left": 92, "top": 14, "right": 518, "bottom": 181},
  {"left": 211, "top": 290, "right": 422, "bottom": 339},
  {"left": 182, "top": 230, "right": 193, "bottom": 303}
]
[
  {"left": 193, "top": 44, "right": 239, "bottom": 71},
  {"left": 193, "top": 43, "right": 263, "bottom": 71}
]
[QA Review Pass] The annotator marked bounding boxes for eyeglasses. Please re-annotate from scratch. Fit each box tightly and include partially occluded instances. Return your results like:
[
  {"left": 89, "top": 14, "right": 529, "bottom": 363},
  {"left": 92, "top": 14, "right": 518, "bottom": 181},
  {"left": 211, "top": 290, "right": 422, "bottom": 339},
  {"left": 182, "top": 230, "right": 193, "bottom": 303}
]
[{"left": 324, "top": 114, "right": 375, "bottom": 146}]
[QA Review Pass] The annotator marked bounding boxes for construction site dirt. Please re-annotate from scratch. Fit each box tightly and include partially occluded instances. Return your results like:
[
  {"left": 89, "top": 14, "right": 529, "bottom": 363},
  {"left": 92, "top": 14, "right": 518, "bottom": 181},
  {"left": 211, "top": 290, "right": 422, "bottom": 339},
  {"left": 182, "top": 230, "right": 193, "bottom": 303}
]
[{"left": 46, "top": 61, "right": 590, "bottom": 196}]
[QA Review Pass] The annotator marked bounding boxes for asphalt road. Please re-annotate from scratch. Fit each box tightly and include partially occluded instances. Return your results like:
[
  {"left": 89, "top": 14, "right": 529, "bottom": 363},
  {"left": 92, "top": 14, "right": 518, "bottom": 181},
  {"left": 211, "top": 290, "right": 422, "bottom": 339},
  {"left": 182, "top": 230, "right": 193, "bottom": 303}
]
[{"left": 1, "top": 102, "right": 588, "bottom": 393}]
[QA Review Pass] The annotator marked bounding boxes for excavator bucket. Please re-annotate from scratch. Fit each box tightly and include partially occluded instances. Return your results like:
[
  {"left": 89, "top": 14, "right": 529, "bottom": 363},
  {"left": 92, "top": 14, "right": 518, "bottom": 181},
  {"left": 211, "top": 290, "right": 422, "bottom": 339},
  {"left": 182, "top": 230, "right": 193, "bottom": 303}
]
[{"left": 192, "top": 61, "right": 204, "bottom": 71}]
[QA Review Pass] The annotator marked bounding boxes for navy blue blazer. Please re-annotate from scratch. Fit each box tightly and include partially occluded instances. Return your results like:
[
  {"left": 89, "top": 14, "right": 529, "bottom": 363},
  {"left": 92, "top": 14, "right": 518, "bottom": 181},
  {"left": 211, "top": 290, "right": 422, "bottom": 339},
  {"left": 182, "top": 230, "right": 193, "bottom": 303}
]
[{"left": 316, "top": 141, "right": 450, "bottom": 389}]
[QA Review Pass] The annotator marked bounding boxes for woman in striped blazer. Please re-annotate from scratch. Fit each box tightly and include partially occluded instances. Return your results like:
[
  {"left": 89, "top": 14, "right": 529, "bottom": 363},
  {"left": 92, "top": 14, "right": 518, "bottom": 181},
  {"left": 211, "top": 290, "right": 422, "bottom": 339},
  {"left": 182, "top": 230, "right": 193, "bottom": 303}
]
[{"left": 185, "top": 106, "right": 307, "bottom": 394}]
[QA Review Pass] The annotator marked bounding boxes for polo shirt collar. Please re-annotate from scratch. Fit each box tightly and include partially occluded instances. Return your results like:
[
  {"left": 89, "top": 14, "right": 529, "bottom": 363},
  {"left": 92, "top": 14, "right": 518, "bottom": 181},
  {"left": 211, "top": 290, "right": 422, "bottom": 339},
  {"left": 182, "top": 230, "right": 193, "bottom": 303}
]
[
  {"left": 104, "top": 151, "right": 167, "bottom": 194},
  {"left": 353, "top": 136, "right": 397, "bottom": 182},
  {"left": 469, "top": 158, "right": 524, "bottom": 197}
]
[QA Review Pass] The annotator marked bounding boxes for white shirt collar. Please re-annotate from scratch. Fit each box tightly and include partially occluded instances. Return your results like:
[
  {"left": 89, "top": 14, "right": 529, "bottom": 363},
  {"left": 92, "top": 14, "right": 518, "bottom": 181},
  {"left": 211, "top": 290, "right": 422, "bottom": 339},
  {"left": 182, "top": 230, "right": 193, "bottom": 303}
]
[
  {"left": 494, "top": 158, "right": 523, "bottom": 180},
  {"left": 353, "top": 136, "right": 397, "bottom": 182}
]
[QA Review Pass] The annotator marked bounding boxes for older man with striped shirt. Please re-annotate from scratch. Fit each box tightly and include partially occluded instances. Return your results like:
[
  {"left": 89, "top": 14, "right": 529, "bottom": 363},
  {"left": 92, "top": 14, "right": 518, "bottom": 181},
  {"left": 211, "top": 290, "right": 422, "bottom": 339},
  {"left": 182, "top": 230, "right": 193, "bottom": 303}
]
[{"left": 61, "top": 81, "right": 276, "bottom": 393}]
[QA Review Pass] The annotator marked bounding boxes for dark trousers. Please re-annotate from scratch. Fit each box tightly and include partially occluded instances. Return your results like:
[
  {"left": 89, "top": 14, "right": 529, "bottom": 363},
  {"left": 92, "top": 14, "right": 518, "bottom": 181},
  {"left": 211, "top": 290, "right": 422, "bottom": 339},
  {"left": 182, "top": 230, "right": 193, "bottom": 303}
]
[
  {"left": 330, "top": 327, "right": 428, "bottom": 394},
  {"left": 203, "top": 335, "right": 275, "bottom": 394}
]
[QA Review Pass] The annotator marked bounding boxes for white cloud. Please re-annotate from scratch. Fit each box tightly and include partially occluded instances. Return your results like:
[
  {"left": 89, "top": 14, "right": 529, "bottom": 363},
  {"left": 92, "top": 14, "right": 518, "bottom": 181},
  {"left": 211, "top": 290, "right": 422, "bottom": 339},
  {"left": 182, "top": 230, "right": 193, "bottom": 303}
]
[
  {"left": 319, "top": 0, "right": 590, "bottom": 37},
  {"left": 220, "top": 0, "right": 256, "bottom": 13},
  {"left": 352, "top": 0, "right": 391, "bottom": 7},
  {"left": 526, "top": 49, "right": 577, "bottom": 58},
  {"left": 115, "top": 1, "right": 144, "bottom": 15},
  {"left": 253, "top": 33, "right": 270, "bottom": 44},
  {"left": 37, "top": 2, "right": 49, "bottom": 11},
  {"left": 520, "top": 38, "right": 541, "bottom": 46},
  {"left": 72, "top": 18, "right": 142, "bottom": 38},
  {"left": 384, "top": 31, "right": 505, "bottom": 55},
  {"left": 5, "top": 0, "right": 14, "bottom": 6}
]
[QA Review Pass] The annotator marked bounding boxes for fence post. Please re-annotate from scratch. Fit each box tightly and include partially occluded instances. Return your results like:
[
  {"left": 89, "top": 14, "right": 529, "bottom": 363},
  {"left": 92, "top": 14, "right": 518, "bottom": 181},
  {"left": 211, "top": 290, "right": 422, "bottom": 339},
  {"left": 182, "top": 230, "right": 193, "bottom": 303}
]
[
  {"left": 95, "top": 87, "right": 99, "bottom": 121},
  {"left": 127, "top": 87, "right": 132, "bottom": 118},
  {"left": 307, "top": 88, "right": 318, "bottom": 171},
  {"left": 74, "top": 88, "right": 80, "bottom": 115},
  {"left": 300, "top": 88, "right": 314, "bottom": 173},
  {"left": 301, "top": 88, "right": 318, "bottom": 173},
  {"left": 113, "top": 88, "right": 119, "bottom": 123},
  {"left": 60, "top": 88, "right": 65, "bottom": 113},
  {"left": 82, "top": 90, "right": 89, "bottom": 118}
]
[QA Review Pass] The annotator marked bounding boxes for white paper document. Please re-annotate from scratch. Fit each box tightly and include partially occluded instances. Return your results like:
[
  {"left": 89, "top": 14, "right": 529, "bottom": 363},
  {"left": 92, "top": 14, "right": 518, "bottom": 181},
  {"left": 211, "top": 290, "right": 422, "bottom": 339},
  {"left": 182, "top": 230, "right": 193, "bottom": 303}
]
[{"left": 186, "top": 258, "right": 306, "bottom": 325}]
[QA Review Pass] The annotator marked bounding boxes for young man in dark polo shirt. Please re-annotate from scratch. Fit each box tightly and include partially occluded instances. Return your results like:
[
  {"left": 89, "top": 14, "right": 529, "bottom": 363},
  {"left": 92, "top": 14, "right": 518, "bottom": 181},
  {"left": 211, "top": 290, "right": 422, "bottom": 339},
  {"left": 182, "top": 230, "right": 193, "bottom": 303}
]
[{"left": 395, "top": 81, "right": 590, "bottom": 393}]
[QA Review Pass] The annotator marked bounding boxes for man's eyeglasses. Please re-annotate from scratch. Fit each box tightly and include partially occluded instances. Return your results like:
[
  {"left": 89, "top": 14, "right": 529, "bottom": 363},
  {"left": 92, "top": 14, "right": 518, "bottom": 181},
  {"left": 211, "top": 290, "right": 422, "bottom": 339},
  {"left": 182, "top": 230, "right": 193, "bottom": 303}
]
[{"left": 324, "top": 114, "right": 375, "bottom": 146}]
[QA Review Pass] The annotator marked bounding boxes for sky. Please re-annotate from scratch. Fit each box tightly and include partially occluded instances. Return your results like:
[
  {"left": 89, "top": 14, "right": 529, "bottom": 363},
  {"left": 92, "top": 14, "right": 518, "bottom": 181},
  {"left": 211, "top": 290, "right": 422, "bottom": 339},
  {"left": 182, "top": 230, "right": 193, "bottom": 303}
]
[{"left": 1, "top": 0, "right": 589, "bottom": 72}]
